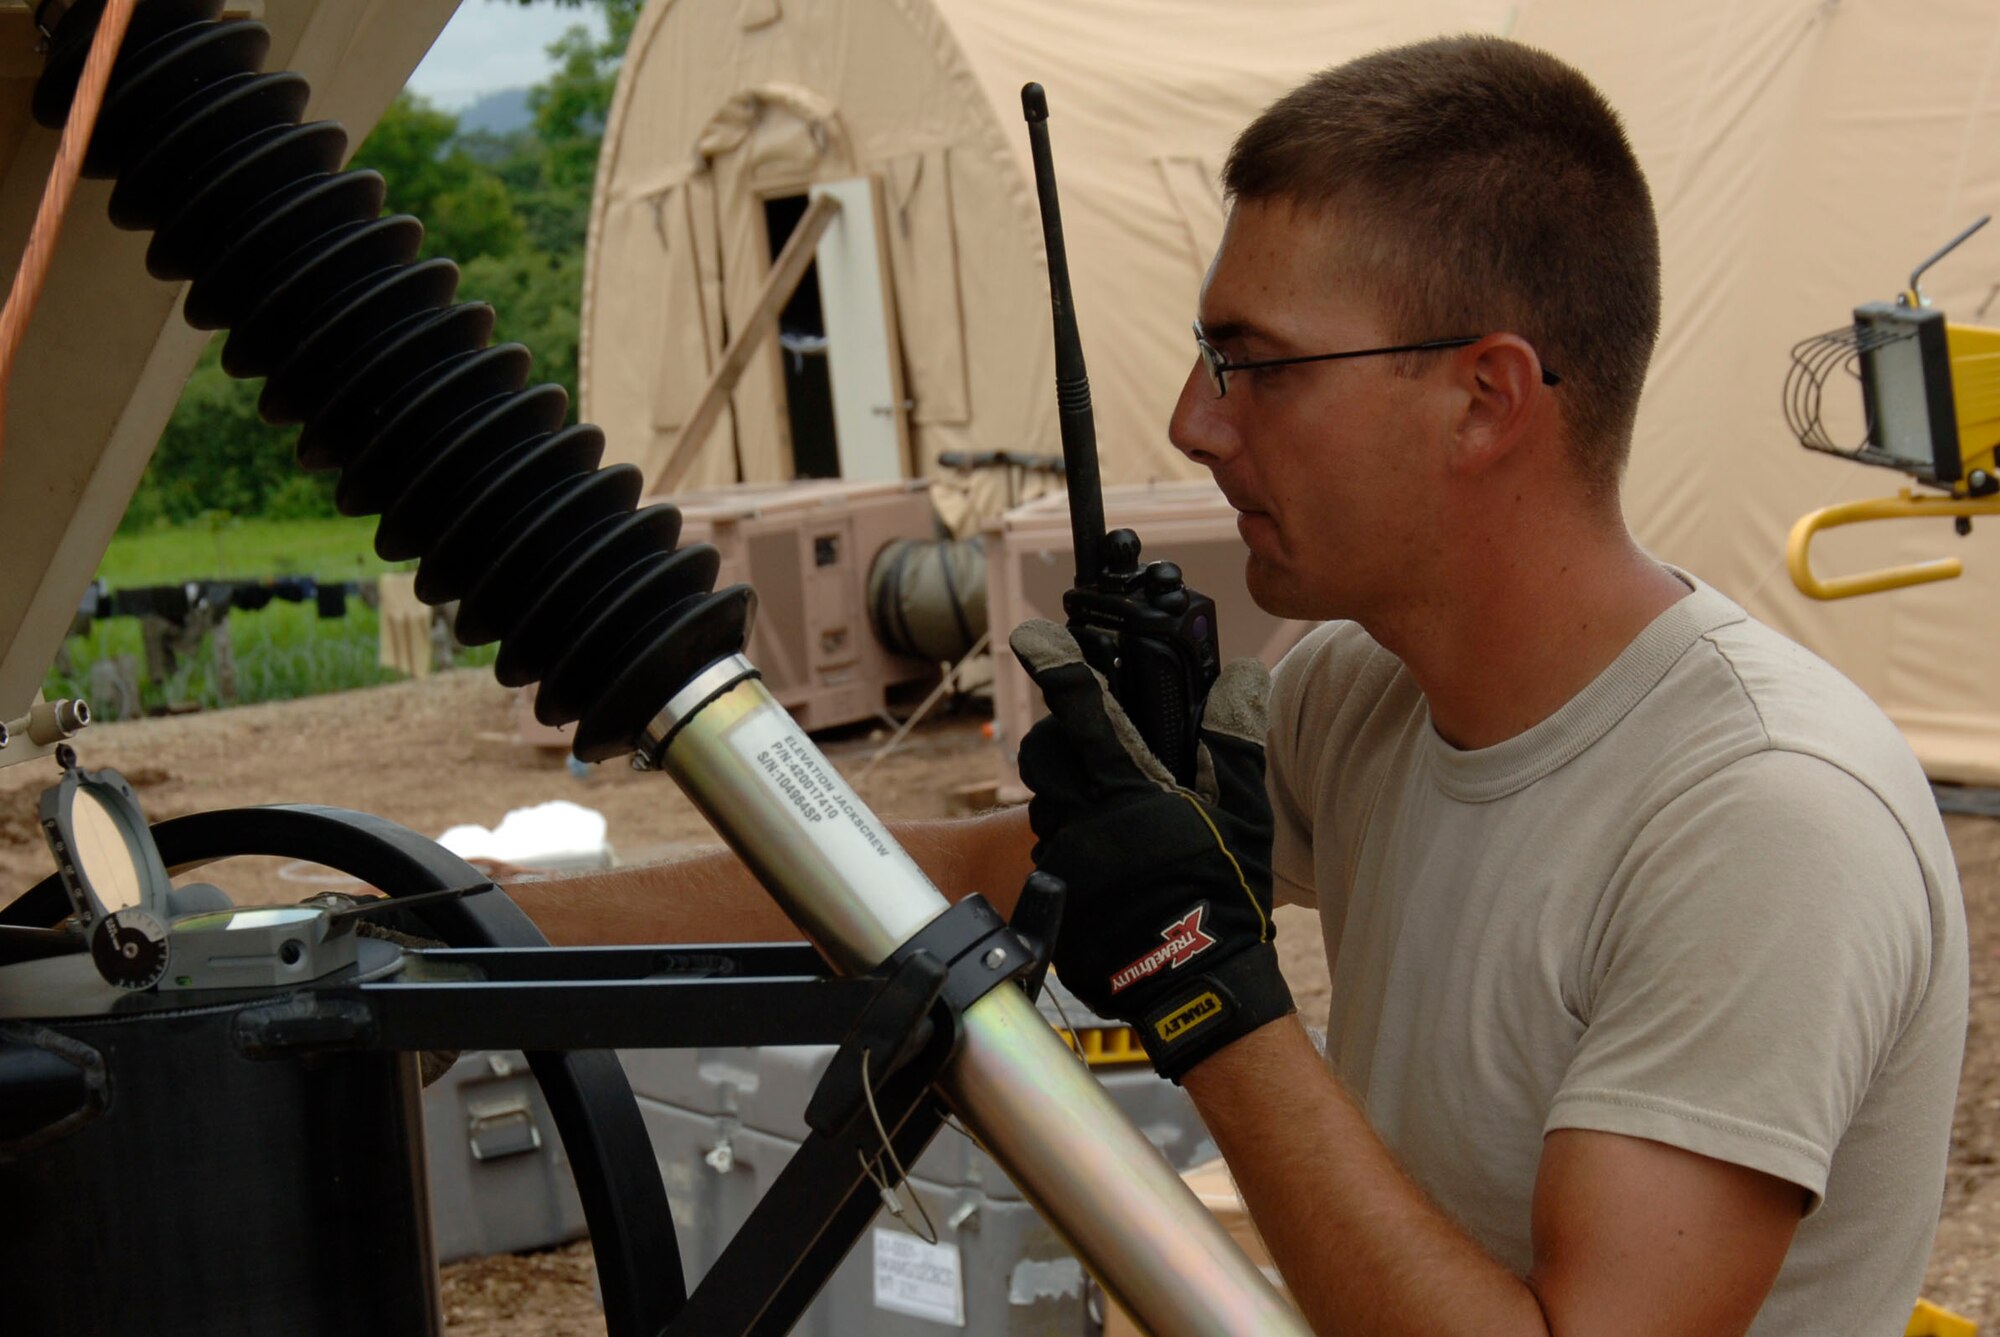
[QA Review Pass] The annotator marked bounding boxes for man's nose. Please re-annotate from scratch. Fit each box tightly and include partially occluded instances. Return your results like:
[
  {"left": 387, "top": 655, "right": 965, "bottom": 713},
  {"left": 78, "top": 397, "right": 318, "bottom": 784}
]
[{"left": 1168, "top": 359, "right": 1237, "bottom": 468}]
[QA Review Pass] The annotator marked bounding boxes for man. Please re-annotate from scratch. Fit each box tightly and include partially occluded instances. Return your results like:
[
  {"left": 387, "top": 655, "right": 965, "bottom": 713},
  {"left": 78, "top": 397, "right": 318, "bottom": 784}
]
[
  {"left": 1004, "top": 33, "right": 1965, "bottom": 1335},
  {"left": 519, "top": 35, "right": 1966, "bottom": 1337}
]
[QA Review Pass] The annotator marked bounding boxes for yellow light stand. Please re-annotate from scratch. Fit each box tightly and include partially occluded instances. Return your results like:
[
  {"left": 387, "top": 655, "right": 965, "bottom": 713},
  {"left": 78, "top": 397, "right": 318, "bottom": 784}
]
[
  {"left": 1784, "top": 216, "right": 2000, "bottom": 600},
  {"left": 1944, "top": 316, "right": 2000, "bottom": 487},
  {"left": 1787, "top": 489, "right": 2000, "bottom": 600}
]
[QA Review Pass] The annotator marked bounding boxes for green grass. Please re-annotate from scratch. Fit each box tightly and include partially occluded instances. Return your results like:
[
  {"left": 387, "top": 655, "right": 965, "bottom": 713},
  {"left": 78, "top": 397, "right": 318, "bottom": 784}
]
[
  {"left": 96, "top": 514, "right": 403, "bottom": 585},
  {"left": 43, "top": 516, "right": 495, "bottom": 719}
]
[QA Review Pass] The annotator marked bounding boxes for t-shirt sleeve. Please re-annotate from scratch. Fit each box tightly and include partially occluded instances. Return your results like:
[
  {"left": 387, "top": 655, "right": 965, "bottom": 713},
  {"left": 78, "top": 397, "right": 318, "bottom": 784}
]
[{"left": 1546, "top": 749, "right": 1934, "bottom": 1210}]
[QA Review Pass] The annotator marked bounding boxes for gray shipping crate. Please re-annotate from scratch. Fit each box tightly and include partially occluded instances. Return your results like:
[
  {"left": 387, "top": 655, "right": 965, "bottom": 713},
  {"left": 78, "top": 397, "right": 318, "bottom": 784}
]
[
  {"left": 423, "top": 1050, "right": 588, "bottom": 1264},
  {"left": 421, "top": 987, "right": 1214, "bottom": 1333},
  {"left": 619, "top": 1041, "right": 1212, "bottom": 1336}
]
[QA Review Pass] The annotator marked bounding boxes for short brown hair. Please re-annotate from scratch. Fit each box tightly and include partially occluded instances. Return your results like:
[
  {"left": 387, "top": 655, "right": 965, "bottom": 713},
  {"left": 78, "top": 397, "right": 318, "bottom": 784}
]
[{"left": 1224, "top": 36, "right": 1660, "bottom": 495}]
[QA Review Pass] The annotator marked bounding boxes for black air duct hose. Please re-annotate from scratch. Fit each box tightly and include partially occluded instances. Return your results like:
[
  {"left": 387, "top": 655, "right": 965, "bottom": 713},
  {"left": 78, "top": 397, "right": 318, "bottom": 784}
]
[
  {"left": 32, "top": 0, "right": 753, "bottom": 762},
  {"left": 867, "top": 535, "right": 986, "bottom": 663}
]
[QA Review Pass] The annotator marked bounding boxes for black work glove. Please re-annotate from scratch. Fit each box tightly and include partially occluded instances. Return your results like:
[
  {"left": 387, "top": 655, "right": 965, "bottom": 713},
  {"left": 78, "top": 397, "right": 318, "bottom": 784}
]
[{"left": 1010, "top": 619, "right": 1293, "bottom": 1082}]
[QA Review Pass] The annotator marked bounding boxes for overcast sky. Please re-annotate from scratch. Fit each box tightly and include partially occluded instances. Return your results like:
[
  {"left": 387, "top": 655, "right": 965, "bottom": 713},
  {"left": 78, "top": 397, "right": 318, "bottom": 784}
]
[{"left": 404, "top": 1, "right": 610, "bottom": 110}]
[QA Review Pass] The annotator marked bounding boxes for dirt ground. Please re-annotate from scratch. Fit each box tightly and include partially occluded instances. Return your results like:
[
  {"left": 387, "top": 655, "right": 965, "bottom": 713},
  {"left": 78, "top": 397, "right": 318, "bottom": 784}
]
[{"left": 4, "top": 666, "right": 1997, "bottom": 1329}]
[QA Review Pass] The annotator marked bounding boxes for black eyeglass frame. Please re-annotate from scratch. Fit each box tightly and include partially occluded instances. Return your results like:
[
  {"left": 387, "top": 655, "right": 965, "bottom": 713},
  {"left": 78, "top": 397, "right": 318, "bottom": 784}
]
[{"left": 1192, "top": 321, "right": 1561, "bottom": 397}]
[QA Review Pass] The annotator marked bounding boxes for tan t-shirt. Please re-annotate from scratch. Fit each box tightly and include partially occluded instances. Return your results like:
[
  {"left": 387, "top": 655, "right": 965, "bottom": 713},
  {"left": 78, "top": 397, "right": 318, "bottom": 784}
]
[{"left": 1266, "top": 575, "right": 1966, "bottom": 1336}]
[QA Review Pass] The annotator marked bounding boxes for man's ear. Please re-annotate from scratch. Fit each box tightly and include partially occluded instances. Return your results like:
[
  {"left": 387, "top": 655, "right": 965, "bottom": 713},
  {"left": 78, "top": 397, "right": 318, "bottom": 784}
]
[{"left": 1446, "top": 334, "right": 1549, "bottom": 477}]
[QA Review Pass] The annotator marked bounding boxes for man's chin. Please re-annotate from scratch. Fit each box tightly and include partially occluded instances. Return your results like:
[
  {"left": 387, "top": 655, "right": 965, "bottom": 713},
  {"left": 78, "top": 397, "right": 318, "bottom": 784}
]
[{"left": 1244, "top": 556, "right": 1332, "bottom": 622}]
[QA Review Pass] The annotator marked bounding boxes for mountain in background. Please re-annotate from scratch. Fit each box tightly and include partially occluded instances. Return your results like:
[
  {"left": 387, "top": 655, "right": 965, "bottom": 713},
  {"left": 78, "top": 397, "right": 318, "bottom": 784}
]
[{"left": 456, "top": 87, "right": 533, "bottom": 137}]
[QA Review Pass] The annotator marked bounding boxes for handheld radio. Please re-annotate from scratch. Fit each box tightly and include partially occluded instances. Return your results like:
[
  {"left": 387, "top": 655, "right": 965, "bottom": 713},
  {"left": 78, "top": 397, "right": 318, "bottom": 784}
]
[{"left": 1021, "top": 83, "right": 1221, "bottom": 785}]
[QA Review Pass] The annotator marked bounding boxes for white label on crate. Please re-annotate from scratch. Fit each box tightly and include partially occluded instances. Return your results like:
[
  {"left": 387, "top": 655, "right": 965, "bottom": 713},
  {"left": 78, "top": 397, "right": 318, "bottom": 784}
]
[
  {"left": 873, "top": 1229, "right": 966, "bottom": 1327},
  {"left": 1007, "top": 1256, "right": 1084, "bottom": 1304}
]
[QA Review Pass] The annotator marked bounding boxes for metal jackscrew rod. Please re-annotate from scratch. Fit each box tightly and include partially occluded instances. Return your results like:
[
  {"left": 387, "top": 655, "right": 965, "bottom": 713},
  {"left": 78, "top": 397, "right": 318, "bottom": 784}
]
[{"left": 639, "top": 657, "right": 1308, "bottom": 1337}]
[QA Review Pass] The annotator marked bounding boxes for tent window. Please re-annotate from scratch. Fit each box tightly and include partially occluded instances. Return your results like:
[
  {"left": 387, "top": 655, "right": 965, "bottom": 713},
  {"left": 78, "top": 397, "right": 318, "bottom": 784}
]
[{"left": 764, "top": 193, "right": 840, "bottom": 480}]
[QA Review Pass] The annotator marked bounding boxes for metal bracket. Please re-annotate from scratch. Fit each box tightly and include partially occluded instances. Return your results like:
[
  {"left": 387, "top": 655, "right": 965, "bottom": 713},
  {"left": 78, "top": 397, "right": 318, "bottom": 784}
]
[
  {"left": 804, "top": 887, "right": 1064, "bottom": 1150},
  {"left": 234, "top": 994, "right": 378, "bottom": 1059}
]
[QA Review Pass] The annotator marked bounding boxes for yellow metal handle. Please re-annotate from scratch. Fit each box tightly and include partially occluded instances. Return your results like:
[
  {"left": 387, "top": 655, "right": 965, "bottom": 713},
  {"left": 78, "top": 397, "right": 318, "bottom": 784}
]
[{"left": 1786, "top": 489, "right": 2000, "bottom": 600}]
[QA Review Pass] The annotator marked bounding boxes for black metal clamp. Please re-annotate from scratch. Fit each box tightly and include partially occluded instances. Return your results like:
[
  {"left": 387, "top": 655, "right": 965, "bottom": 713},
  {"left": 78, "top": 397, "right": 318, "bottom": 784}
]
[{"left": 803, "top": 873, "right": 1066, "bottom": 1151}]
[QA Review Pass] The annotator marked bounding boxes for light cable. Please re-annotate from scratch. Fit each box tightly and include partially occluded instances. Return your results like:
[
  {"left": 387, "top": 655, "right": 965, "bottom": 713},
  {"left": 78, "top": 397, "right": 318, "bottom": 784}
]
[{"left": 0, "top": 0, "right": 137, "bottom": 484}]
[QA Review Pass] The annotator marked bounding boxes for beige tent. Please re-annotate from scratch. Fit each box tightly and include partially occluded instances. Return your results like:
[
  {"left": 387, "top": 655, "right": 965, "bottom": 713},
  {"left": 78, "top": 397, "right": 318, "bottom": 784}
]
[
  {"left": 580, "top": 0, "right": 1516, "bottom": 494},
  {"left": 583, "top": 0, "right": 2000, "bottom": 784},
  {"left": 1558, "top": 0, "right": 2000, "bottom": 784}
]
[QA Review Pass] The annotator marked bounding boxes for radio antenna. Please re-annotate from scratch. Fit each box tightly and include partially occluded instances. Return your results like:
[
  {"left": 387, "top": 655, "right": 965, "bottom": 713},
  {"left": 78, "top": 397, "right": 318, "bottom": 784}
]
[{"left": 1022, "top": 82, "right": 1107, "bottom": 587}]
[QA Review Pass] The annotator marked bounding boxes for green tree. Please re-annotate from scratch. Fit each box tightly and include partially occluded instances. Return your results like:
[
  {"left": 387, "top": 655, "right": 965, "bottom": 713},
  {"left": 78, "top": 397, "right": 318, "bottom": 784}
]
[
  {"left": 507, "top": 0, "right": 643, "bottom": 48},
  {"left": 123, "top": 0, "right": 637, "bottom": 530},
  {"left": 501, "top": 2, "right": 637, "bottom": 256},
  {"left": 462, "top": 248, "right": 586, "bottom": 419},
  {"left": 124, "top": 340, "right": 326, "bottom": 530},
  {"left": 348, "top": 95, "right": 525, "bottom": 261}
]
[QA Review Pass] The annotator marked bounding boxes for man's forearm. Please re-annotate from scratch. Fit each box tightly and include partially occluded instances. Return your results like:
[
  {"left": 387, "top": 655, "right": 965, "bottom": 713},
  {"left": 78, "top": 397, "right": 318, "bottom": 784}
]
[
  {"left": 507, "top": 805, "right": 1036, "bottom": 947},
  {"left": 1182, "top": 1019, "right": 1548, "bottom": 1337}
]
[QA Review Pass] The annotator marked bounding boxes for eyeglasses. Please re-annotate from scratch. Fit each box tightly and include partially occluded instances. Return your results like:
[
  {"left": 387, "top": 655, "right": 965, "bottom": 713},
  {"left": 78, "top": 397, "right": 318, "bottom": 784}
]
[{"left": 1192, "top": 321, "right": 1562, "bottom": 398}]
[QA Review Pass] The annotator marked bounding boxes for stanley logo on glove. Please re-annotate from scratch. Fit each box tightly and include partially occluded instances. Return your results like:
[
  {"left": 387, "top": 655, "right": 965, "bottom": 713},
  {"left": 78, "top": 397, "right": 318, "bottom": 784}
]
[{"left": 1156, "top": 991, "right": 1223, "bottom": 1042}]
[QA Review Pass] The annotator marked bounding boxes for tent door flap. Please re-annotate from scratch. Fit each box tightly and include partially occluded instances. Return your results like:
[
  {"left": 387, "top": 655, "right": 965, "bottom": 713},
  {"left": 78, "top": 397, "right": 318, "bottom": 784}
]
[{"left": 808, "top": 176, "right": 910, "bottom": 481}]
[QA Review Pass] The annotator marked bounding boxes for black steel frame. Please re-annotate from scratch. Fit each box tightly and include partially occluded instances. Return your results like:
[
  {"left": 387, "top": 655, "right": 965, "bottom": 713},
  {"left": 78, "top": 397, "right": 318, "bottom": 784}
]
[
  {"left": 234, "top": 942, "right": 968, "bottom": 1337},
  {"left": 5, "top": 805, "right": 1061, "bottom": 1337}
]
